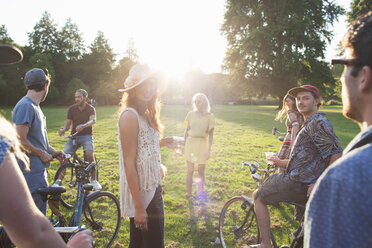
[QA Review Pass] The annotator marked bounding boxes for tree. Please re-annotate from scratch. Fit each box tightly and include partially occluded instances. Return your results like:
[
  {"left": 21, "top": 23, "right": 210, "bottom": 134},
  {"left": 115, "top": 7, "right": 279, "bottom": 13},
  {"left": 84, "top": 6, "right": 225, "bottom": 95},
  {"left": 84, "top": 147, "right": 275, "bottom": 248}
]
[
  {"left": 28, "top": 11, "right": 59, "bottom": 54},
  {"left": 347, "top": 0, "right": 372, "bottom": 23},
  {"left": 80, "top": 31, "right": 116, "bottom": 90},
  {"left": 65, "top": 78, "right": 88, "bottom": 103},
  {"left": 59, "top": 18, "right": 85, "bottom": 61},
  {"left": 0, "top": 25, "right": 13, "bottom": 43},
  {"left": 221, "top": 0, "right": 344, "bottom": 105},
  {"left": 112, "top": 40, "right": 139, "bottom": 93}
]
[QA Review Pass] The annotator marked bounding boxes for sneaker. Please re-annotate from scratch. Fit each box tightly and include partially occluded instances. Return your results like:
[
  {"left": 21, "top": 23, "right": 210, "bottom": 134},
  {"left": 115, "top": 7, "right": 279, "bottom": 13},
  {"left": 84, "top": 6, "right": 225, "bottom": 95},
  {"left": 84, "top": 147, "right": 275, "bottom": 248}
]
[
  {"left": 51, "top": 179, "right": 61, "bottom": 187},
  {"left": 92, "top": 180, "right": 102, "bottom": 191}
]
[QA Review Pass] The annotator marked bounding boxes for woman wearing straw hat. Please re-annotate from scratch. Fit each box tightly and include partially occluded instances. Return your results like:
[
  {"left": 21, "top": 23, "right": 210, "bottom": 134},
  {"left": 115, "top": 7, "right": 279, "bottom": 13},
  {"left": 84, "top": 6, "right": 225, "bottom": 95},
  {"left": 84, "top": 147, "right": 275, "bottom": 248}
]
[{"left": 118, "top": 64, "right": 172, "bottom": 248}]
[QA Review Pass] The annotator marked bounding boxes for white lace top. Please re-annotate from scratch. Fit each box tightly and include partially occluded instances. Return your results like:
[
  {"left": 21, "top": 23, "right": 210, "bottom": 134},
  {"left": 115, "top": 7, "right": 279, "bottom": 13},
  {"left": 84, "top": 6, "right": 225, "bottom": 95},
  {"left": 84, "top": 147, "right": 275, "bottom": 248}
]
[{"left": 118, "top": 107, "right": 163, "bottom": 218}]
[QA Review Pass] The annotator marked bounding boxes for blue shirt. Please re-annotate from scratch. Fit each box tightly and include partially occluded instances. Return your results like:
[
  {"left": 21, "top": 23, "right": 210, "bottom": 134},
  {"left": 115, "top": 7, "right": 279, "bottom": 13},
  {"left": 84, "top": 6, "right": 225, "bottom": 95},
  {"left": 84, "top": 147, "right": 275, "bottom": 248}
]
[
  {"left": 12, "top": 96, "right": 50, "bottom": 191},
  {"left": 304, "top": 125, "right": 372, "bottom": 247},
  {"left": 286, "top": 112, "right": 343, "bottom": 184}
]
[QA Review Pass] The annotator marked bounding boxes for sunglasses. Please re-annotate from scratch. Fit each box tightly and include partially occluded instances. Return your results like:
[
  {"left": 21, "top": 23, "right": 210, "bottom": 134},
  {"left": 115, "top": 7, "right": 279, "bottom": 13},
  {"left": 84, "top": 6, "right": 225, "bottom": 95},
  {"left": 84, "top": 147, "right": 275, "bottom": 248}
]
[{"left": 331, "top": 59, "right": 362, "bottom": 67}]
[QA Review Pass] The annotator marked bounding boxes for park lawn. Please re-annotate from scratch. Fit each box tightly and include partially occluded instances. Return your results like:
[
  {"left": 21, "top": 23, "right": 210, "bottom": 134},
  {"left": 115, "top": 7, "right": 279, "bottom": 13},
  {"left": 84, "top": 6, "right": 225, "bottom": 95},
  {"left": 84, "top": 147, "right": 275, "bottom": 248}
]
[{"left": 1, "top": 105, "right": 359, "bottom": 247}]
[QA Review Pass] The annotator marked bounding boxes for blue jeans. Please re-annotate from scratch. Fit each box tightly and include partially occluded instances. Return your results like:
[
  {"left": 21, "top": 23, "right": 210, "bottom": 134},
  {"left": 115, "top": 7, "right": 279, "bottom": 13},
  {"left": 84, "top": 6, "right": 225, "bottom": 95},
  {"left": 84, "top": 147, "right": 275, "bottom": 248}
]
[
  {"left": 64, "top": 135, "right": 94, "bottom": 154},
  {"left": 129, "top": 186, "right": 164, "bottom": 248},
  {"left": 23, "top": 170, "right": 48, "bottom": 215}
]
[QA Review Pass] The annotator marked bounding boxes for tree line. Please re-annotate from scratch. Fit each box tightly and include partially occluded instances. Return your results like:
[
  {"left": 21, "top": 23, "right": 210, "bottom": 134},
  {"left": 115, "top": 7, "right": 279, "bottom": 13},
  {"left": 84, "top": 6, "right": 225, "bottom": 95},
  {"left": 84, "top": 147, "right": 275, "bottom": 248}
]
[{"left": 1, "top": 1, "right": 370, "bottom": 107}]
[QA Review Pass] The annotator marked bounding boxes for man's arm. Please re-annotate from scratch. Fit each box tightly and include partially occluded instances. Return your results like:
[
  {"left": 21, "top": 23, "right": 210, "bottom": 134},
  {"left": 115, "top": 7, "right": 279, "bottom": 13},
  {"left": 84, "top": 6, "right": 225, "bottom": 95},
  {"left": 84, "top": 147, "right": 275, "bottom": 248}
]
[
  {"left": 76, "top": 115, "right": 96, "bottom": 133},
  {"left": 16, "top": 124, "right": 52, "bottom": 163},
  {"left": 307, "top": 152, "right": 342, "bottom": 196},
  {"left": 0, "top": 152, "right": 94, "bottom": 248},
  {"left": 58, "top": 119, "right": 72, "bottom": 136}
]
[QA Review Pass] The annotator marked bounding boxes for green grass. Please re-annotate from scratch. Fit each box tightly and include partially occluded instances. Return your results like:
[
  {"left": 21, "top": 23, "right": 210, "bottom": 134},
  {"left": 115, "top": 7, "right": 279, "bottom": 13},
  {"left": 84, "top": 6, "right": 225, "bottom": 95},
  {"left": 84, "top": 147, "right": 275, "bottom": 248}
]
[{"left": 1, "top": 105, "right": 359, "bottom": 247}]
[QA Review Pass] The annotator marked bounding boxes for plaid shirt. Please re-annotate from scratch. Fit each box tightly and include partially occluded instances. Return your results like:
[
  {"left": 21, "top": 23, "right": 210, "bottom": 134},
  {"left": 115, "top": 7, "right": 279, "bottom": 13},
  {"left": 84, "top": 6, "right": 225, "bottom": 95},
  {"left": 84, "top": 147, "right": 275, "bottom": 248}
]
[
  {"left": 286, "top": 112, "right": 343, "bottom": 184},
  {"left": 0, "top": 136, "right": 11, "bottom": 168}
]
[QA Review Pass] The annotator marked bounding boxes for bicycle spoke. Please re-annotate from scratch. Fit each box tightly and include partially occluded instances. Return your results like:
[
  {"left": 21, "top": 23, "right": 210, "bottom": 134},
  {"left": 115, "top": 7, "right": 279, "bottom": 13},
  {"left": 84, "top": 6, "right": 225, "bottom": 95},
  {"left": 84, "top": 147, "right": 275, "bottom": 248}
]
[
  {"left": 219, "top": 197, "right": 259, "bottom": 248},
  {"left": 80, "top": 192, "right": 121, "bottom": 248}
]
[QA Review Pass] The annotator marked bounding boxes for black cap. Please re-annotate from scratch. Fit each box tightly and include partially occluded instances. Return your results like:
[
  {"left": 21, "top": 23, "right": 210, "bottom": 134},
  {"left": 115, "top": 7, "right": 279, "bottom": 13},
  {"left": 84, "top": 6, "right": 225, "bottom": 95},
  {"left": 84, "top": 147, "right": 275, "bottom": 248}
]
[{"left": 24, "top": 68, "right": 49, "bottom": 87}]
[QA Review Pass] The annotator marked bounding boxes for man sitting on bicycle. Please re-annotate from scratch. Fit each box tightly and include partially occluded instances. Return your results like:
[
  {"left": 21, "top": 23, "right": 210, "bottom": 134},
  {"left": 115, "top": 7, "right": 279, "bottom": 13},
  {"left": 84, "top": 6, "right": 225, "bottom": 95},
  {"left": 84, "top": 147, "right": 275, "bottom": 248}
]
[
  {"left": 58, "top": 89, "right": 101, "bottom": 191},
  {"left": 250, "top": 85, "right": 343, "bottom": 248}
]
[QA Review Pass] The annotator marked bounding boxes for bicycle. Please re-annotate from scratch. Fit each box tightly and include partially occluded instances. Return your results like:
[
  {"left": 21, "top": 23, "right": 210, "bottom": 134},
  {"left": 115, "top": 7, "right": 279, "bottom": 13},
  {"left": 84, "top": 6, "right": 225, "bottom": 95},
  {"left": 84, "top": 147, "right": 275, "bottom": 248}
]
[
  {"left": 218, "top": 159, "right": 305, "bottom": 248},
  {"left": 56, "top": 132, "right": 100, "bottom": 209},
  {"left": 43, "top": 153, "right": 121, "bottom": 248}
]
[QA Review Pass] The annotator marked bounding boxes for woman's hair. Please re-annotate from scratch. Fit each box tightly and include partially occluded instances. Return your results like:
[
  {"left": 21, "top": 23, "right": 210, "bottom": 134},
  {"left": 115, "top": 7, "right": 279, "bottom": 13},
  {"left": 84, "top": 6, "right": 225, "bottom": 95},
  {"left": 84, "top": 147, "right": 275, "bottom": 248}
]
[
  {"left": 0, "top": 116, "right": 29, "bottom": 170},
  {"left": 118, "top": 81, "right": 163, "bottom": 134},
  {"left": 275, "top": 94, "right": 299, "bottom": 122},
  {"left": 192, "top": 93, "right": 211, "bottom": 113}
]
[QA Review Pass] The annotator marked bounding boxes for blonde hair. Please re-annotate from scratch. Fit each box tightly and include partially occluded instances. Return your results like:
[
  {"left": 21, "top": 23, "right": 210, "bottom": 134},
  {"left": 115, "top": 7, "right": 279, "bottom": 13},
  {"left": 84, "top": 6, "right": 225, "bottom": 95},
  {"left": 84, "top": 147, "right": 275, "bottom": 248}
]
[
  {"left": 192, "top": 93, "right": 211, "bottom": 113},
  {"left": 0, "top": 116, "right": 29, "bottom": 170}
]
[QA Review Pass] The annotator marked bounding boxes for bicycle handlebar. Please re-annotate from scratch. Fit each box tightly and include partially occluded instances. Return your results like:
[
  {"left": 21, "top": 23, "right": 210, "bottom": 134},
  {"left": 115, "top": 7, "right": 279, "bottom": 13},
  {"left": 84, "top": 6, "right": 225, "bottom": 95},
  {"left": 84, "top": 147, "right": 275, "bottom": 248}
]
[{"left": 60, "top": 132, "right": 79, "bottom": 139}]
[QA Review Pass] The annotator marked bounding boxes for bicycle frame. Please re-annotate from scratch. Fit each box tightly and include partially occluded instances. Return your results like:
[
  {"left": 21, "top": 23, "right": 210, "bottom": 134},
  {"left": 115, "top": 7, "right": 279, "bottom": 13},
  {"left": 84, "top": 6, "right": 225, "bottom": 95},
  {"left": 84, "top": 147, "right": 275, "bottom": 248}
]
[{"left": 234, "top": 160, "right": 304, "bottom": 248}]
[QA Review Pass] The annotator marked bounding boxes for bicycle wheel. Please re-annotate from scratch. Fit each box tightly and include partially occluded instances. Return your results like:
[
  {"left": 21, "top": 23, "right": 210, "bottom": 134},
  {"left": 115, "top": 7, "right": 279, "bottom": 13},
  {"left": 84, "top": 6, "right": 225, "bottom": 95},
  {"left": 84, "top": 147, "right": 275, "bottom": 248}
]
[
  {"left": 78, "top": 191, "right": 121, "bottom": 248},
  {"left": 54, "top": 163, "right": 78, "bottom": 211},
  {"left": 219, "top": 196, "right": 260, "bottom": 248}
]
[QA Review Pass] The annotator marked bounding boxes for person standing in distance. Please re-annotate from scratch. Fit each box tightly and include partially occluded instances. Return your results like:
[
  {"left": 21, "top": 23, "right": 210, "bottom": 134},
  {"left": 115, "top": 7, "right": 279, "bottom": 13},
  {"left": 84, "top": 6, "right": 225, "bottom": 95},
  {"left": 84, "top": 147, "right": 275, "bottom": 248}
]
[
  {"left": 12, "top": 68, "right": 64, "bottom": 215},
  {"left": 58, "top": 89, "right": 101, "bottom": 191},
  {"left": 305, "top": 11, "right": 372, "bottom": 248}
]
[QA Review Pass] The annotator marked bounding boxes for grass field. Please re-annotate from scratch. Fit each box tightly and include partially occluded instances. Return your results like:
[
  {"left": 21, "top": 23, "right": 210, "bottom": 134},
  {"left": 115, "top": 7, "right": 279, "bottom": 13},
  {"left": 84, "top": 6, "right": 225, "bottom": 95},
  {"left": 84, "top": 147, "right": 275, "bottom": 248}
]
[{"left": 1, "top": 105, "right": 359, "bottom": 247}]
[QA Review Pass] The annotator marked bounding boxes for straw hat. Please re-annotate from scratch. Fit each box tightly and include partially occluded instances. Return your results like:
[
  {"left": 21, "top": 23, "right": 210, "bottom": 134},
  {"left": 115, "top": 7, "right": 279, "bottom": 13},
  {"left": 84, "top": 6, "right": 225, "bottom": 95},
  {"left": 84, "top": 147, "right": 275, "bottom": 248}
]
[
  {"left": 0, "top": 44, "right": 23, "bottom": 65},
  {"left": 118, "top": 64, "right": 159, "bottom": 92}
]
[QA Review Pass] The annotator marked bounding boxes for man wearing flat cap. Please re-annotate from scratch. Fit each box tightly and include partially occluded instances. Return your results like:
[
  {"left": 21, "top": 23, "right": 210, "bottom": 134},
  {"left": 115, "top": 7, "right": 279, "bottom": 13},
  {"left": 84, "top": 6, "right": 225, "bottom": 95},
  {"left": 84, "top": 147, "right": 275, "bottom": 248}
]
[
  {"left": 249, "top": 85, "right": 343, "bottom": 248},
  {"left": 11, "top": 68, "right": 64, "bottom": 215}
]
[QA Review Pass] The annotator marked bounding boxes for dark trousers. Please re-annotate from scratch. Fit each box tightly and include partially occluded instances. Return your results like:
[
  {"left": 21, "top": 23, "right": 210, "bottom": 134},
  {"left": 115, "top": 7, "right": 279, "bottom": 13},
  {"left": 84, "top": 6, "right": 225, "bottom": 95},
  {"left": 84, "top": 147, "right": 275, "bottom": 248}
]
[{"left": 129, "top": 186, "right": 164, "bottom": 248}]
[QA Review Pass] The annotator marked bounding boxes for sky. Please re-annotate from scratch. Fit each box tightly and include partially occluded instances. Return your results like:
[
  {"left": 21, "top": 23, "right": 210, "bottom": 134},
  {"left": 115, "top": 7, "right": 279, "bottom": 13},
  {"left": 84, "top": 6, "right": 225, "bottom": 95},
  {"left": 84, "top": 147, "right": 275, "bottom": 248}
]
[{"left": 0, "top": 0, "right": 352, "bottom": 77}]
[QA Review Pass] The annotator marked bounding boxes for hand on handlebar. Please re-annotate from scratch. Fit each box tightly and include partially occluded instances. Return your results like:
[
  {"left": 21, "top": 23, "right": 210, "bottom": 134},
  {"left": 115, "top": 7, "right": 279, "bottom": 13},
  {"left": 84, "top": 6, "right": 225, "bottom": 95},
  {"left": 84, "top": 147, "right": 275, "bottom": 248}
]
[
  {"left": 52, "top": 151, "right": 65, "bottom": 163},
  {"left": 40, "top": 150, "right": 53, "bottom": 163},
  {"left": 268, "top": 155, "right": 280, "bottom": 164},
  {"left": 76, "top": 124, "right": 84, "bottom": 133},
  {"left": 58, "top": 127, "right": 65, "bottom": 136}
]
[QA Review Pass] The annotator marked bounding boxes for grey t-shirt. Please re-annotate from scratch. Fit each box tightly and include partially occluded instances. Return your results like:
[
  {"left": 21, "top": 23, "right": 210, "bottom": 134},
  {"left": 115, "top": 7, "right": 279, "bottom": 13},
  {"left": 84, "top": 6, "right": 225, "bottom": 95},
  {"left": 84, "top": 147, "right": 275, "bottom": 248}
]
[{"left": 12, "top": 96, "right": 50, "bottom": 173}]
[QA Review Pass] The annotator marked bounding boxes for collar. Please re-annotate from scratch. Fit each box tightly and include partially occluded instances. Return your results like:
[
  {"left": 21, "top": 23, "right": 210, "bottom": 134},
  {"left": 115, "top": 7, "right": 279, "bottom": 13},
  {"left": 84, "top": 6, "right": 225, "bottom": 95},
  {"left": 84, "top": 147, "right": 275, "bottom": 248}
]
[
  {"left": 344, "top": 125, "right": 372, "bottom": 154},
  {"left": 303, "top": 112, "right": 325, "bottom": 125}
]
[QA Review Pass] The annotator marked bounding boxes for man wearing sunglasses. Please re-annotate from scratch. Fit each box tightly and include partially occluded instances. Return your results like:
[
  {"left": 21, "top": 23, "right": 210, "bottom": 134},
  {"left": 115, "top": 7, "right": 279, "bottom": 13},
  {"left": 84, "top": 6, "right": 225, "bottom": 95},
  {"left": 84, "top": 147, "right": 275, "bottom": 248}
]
[{"left": 305, "top": 11, "right": 372, "bottom": 247}]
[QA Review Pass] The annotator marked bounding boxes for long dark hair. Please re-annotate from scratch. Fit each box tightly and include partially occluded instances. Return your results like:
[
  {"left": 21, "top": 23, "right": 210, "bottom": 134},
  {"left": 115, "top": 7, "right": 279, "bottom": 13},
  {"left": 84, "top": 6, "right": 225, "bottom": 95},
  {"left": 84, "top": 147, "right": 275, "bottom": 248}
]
[{"left": 275, "top": 94, "right": 299, "bottom": 122}]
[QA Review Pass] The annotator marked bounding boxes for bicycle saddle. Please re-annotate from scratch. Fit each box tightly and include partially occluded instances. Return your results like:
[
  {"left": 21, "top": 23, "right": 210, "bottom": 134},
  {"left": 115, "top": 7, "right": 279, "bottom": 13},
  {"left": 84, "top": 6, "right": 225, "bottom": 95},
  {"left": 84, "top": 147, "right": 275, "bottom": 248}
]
[{"left": 37, "top": 185, "right": 66, "bottom": 196}]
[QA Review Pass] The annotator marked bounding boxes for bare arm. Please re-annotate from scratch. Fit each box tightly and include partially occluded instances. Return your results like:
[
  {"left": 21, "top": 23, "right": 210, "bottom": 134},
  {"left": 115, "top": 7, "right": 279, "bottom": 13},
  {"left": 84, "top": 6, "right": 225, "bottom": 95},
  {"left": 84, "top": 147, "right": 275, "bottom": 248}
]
[
  {"left": 16, "top": 124, "right": 52, "bottom": 163},
  {"left": 119, "top": 111, "right": 148, "bottom": 230},
  {"left": 76, "top": 115, "right": 96, "bottom": 133},
  {"left": 307, "top": 152, "right": 342, "bottom": 197},
  {"left": 0, "top": 153, "right": 93, "bottom": 248},
  {"left": 58, "top": 119, "right": 72, "bottom": 136},
  {"left": 268, "top": 156, "right": 289, "bottom": 168},
  {"left": 183, "top": 127, "right": 189, "bottom": 143},
  {"left": 205, "top": 128, "right": 214, "bottom": 160}
]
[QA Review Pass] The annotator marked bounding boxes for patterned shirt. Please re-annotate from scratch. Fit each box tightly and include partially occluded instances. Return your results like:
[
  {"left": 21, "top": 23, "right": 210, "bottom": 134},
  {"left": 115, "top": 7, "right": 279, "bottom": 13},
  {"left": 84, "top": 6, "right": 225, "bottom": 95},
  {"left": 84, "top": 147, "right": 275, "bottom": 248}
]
[
  {"left": 286, "top": 112, "right": 343, "bottom": 184},
  {"left": 305, "top": 125, "right": 372, "bottom": 247},
  {"left": 0, "top": 136, "right": 11, "bottom": 168}
]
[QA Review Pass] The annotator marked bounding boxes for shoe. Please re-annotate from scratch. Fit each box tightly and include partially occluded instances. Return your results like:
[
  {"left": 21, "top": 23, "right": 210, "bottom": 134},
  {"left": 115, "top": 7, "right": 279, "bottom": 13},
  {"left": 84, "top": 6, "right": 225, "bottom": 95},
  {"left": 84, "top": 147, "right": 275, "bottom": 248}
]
[
  {"left": 92, "top": 180, "right": 102, "bottom": 191},
  {"left": 51, "top": 179, "right": 61, "bottom": 187}
]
